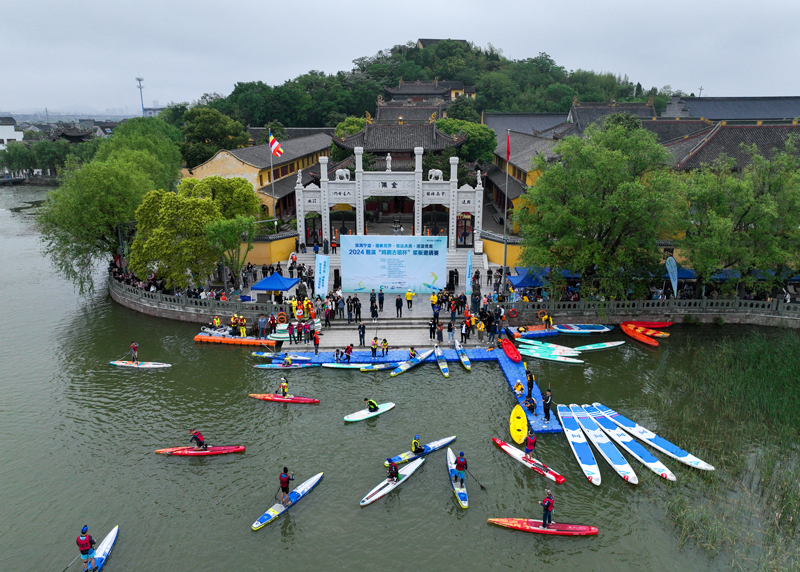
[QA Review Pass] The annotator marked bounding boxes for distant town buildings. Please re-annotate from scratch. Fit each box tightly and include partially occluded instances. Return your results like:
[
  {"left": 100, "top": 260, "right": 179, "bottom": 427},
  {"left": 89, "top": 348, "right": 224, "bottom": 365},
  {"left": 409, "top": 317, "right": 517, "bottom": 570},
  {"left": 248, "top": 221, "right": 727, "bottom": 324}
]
[{"left": 0, "top": 117, "right": 22, "bottom": 151}]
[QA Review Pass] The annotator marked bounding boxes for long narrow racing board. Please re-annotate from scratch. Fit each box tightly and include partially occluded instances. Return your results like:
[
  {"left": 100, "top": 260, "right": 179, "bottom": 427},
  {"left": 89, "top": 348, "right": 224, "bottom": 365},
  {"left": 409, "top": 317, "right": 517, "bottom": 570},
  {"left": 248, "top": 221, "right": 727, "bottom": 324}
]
[
  {"left": 571, "top": 404, "right": 637, "bottom": 484},
  {"left": 447, "top": 448, "right": 468, "bottom": 508},
  {"left": 360, "top": 458, "right": 424, "bottom": 506},
  {"left": 249, "top": 393, "right": 320, "bottom": 404},
  {"left": 252, "top": 472, "right": 323, "bottom": 530},
  {"left": 572, "top": 341, "right": 626, "bottom": 352},
  {"left": 583, "top": 404, "right": 675, "bottom": 481},
  {"left": 556, "top": 405, "right": 601, "bottom": 486},
  {"left": 254, "top": 363, "right": 321, "bottom": 369},
  {"left": 454, "top": 340, "right": 471, "bottom": 370},
  {"left": 360, "top": 362, "right": 401, "bottom": 371},
  {"left": 390, "top": 349, "right": 434, "bottom": 377},
  {"left": 344, "top": 402, "right": 396, "bottom": 422},
  {"left": 553, "top": 324, "right": 613, "bottom": 335},
  {"left": 321, "top": 363, "right": 368, "bottom": 369},
  {"left": 155, "top": 445, "right": 245, "bottom": 456},
  {"left": 593, "top": 402, "right": 714, "bottom": 471},
  {"left": 92, "top": 525, "right": 119, "bottom": 571},
  {"left": 385, "top": 435, "right": 456, "bottom": 465},
  {"left": 434, "top": 345, "right": 449, "bottom": 377},
  {"left": 109, "top": 360, "right": 171, "bottom": 368},
  {"left": 518, "top": 349, "right": 584, "bottom": 364},
  {"left": 251, "top": 352, "right": 312, "bottom": 360},
  {"left": 492, "top": 438, "right": 566, "bottom": 484},
  {"left": 488, "top": 518, "right": 598, "bottom": 536}
]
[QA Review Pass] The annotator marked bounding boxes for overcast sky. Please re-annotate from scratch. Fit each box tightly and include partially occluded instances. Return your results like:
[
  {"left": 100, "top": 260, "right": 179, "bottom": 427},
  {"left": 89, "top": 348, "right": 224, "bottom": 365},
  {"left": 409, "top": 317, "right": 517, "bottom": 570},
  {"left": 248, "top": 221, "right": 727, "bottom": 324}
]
[{"left": 4, "top": 0, "right": 798, "bottom": 114}]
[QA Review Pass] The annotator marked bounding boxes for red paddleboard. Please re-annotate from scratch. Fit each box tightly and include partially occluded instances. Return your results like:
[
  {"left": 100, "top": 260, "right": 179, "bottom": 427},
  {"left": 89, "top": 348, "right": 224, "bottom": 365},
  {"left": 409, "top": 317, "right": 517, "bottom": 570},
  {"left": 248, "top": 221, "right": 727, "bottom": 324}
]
[
  {"left": 501, "top": 339, "right": 522, "bottom": 362},
  {"left": 492, "top": 438, "right": 566, "bottom": 484},
  {"left": 488, "top": 518, "right": 598, "bottom": 536},
  {"left": 155, "top": 446, "right": 245, "bottom": 456},
  {"left": 249, "top": 393, "right": 319, "bottom": 404},
  {"left": 621, "top": 324, "right": 659, "bottom": 347},
  {"left": 622, "top": 321, "right": 673, "bottom": 329}
]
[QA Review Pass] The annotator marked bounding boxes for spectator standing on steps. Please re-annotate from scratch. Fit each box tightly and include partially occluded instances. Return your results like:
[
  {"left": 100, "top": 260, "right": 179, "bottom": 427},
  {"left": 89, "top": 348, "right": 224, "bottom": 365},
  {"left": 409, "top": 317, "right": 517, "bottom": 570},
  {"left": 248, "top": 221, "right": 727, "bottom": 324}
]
[
  {"left": 396, "top": 295, "right": 403, "bottom": 317},
  {"left": 429, "top": 319, "right": 436, "bottom": 340},
  {"left": 354, "top": 295, "right": 362, "bottom": 321},
  {"left": 447, "top": 321, "right": 455, "bottom": 343},
  {"left": 405, "top": 289, "right": 415, "bottom": 310},
  {"left": 378, "top": 289, "right": 385, "bottom": 312},
  {"left": 358, "top": 322, "right": 366, "bottom": 346},
  {"left": 437, "top": 322, "right": 444, "bottom": 343}
]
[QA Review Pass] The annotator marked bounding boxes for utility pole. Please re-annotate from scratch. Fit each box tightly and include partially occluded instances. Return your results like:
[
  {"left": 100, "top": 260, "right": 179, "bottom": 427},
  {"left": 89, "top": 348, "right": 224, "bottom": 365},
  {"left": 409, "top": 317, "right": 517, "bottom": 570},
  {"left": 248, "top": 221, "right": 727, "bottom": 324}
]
[
  {"left": 136, "top": 77, "right": 145, "bottom": 116},
  {"left": 698, "top": 86, "right": 704, "bottom": 97},
  {"left": 45, "top": 107, "right": 49, "bottom": 122}
]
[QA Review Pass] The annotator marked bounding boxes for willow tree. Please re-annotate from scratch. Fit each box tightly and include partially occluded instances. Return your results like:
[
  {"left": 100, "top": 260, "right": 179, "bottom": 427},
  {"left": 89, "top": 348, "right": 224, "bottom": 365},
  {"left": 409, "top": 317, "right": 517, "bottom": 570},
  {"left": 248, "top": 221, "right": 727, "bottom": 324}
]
[{"left": 516, "top": 114, "right": 683, "bottom": 298}]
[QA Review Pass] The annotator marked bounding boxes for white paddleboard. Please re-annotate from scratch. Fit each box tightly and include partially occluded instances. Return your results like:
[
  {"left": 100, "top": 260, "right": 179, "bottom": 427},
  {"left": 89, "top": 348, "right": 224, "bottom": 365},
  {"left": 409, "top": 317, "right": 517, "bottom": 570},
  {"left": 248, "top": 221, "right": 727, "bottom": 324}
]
[
  {"left": 93, "top": 525, "right": 119, "bottom": 571},
  {"left": 344, "top": 402, "right": 396, "bottom": 422},
  {"left": 571, "top": 404, "right": 638, "bottom": 484},
  {"left": 109, "top": 360, "right": 171, "bottom": 369},
  {"left": 447, "top": 448, "right": 468, "bottom": 508},
  {"left": 572, "top": 341, "right": 625, "bottom": 352},
  {"left": 360, "top": 458, "right": 424, "bottom": 506},
  {"left": 556, "top": 405, "right": 601, "bottom": 486},
  {"left": 251, "top": 472, "right": 323, "bottom": 530},
  {"left": 390, "top": 349, "right": 434, "bottom": 377}
]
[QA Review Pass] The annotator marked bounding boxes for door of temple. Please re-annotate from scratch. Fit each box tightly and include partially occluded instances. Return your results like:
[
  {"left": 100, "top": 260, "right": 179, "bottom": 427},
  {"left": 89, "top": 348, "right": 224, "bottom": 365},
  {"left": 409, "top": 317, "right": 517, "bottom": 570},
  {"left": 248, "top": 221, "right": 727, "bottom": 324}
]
[{"left": 456, "top": 213, "right": 474, "bottom": 248}]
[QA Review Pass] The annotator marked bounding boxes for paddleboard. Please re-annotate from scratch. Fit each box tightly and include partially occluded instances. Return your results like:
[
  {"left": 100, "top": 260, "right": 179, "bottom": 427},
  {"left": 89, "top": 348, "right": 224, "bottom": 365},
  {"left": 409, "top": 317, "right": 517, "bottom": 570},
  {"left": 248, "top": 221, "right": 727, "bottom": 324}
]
[
  {"left": 509, "top": 404, "right": 528, "bottom": 444},
  {"left": 447, "top": 448, "right": 468, "bottom": 508},
  {"left": 552, "top": 324, "right": 613, "bottom": 335},
  {"left": 155, "top": 445, "right": 245, "bottom": 456},
  {"left": 434, "top": 345, "right": 449, "bottom": 377},
  {"left": 254, "top": 363, "right": 321, "bottom": 369},
  {"left": 501, "top": 339, "right": 522, "bottom": 362},
  {"left": 385, "top": 435, "right": 456, "bottom": 465},
  {"left": 360, "top": 458, "right": 424, "bottom": 506},
  {"left": 556, "top": 405, "right": 601, "bottom": 485},
  {"left": 518, "top": 350, "right": 584, "bottom": 364},
  {"left": 92, "top": 525, "right": 119, "bottom": 570},
  {"left": 344, "top": 402, "right": 396, "bottom": 422},
  {"left": 488, "top": 518, "right": 598, "bottom": 536},
  {"left": 593, "top": 402, "right": 714, "bottom": 471},
  {"left": 625, "top": 324, "right": 669, "bottom": 338},
  {"left": 390, "top": 349, "right": 434, "bottom": 377},
  {"left": 570, "top": 405, "right": 638, "bottom": 484},
  {"left": 518, "top": 346, "right": 582, "bottom": 356},
  {"left": 621, "top": 323, "right": 659, "bottom": 347},
  {"left": 454, "top": 340, "right": 471, "bottom": 370},
  {"left": 109, "top": 360, "right": 171, "bottom": 368},
  {"left": 360, "top": 362, "right": 401, "bottom": 371},
  {"left": 252, "top": 472, "right": 323, "bottom": 530},
  {"left": 572, "top": 341, "right": 625, "bottom": 352},
  {"left": 251, "top": 352, "right": 312, "bottom": 360},
  {"left": 583, "top": 404, "right": 675, "bottom": 481},
  {"left": 623, "top": 321, "right": 673, "bottom": 329},
  {"left": 249, "top": 393, "right": 320, "bottom": 404},
  {"left": 492, "top": 437, "right": 566, "bottom": 484},
  {"left": 321, "top": 363, "right": 368, "bottom": 369}
]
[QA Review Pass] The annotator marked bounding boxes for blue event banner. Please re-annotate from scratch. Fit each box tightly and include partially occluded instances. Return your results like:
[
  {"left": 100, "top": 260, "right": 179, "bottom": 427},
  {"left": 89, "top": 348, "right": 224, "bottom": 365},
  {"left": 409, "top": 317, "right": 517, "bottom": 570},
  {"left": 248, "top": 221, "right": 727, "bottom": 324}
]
[
  {"left": 315, "top": 255, "right": 330, "bottom": 294},
  {"left": 340, "top": 235, "right": 447, "bottom": 294}
]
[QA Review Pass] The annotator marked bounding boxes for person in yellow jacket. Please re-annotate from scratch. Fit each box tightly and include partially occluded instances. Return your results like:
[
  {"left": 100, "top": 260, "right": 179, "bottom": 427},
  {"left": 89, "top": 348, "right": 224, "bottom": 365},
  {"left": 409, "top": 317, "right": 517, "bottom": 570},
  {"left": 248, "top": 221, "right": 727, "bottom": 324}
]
[
  {"left": 477, "top": 318, "right": 485, "bottom": 343},
  {"left": 405, "top": 289, "right": 415, "bottom": 310},
  {"left": 239, "top": 314, "right": 247, "bottom": 337},
  {"left": 290, "top": 298, "right": 298, "bottom": 317},
  {"left": 381, "top": 338, "right": 389, "bottom": 356},
  {"left": 430, "top": 292, "right": 438, "bottom": 309},
  {"left": 230, "top": 314, "right": 238, "bottom": 333},
  {"left": 212, "top": 316, "right": 221, "bottom": 328},
  {"left": 371, "top": 337, "right": 379, "bottom": 359}
]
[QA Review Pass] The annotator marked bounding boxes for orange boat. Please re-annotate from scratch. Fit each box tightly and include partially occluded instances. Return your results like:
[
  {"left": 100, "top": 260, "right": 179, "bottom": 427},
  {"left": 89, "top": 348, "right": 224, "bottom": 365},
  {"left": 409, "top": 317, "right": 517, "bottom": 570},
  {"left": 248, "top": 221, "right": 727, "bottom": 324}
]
[
  {"left": 623, "top": 321, "right": 673, "bottom": 329},
  {"left": 623, "top": 324, "right": 669, "bottom": 338},
  {"left": 194, "top": 333, "right": 276, "bottom": 346},
  {"left": 621, "top": 324, "right": 658, "bottom": 347}
]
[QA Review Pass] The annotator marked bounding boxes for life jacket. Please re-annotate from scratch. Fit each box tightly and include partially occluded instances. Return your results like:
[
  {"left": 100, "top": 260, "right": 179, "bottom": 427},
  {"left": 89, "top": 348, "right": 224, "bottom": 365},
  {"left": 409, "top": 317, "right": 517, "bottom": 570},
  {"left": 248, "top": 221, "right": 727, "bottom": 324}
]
[
  {"left": 387, "top": 463, "right": 399, "bottom": 477},
  {"left": 313, "top": 333, "right": 319, "bottom": 344},
  {"left": 283, "top": 357, "right": 292, "bottom": 365},
  {"left": 409, "top": 349, "right": 416, "bottom": 359},
  {"left": 130, "top": 343, "right": 138, "bottom": 351},
  {"left": 455, "top": 456, "right": 467, "bottom": 471},
  {"left": 367, "top": 399, "right": 378, "bottom": 410},
  {"left": 526, "top": 435, "right": 536, "bottom": 449},
  {"left": 371, "top": 340, "right": 378, "bottom": 349},
  {"left": 191, "top": 431, "right": 204, "bottom": 442},
  {"left": 239, "top": 316, "right": 246, "bottom": 326},
  {"left": 345, "top": 347, "right": 352, "bottom": 355},
  {"left": 212, "top": 317, "right": 221, "bottom": 327},
  {"left": 381, "top": 341, "right": 388, "bottom": 349},
  {"left": 230, "top": 316, "right": 237, "bottom": 326},
  {"left": 279, "top": 382, "right": 288, "bottom": 395},
  {"left": 280, "top": 472, "right": 290, "bottom": 487},
  {"left": 542, "top": 496, "right": 554, "bottom": 512},
  {"left": 412, "top": 439, "right": 421, "bottom": 451},
  {"left": 76, "top": 535, "right": 92, "bottom": 552}
]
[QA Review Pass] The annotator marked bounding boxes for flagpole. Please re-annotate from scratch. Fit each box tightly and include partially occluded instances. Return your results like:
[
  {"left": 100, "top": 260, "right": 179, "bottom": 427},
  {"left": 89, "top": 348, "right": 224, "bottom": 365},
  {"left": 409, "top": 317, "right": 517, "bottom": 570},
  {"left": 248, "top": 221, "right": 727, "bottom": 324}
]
[
  {"left": 502, "top": 129, "right": 509, "bottom": 297},
  {"left": 269, "top": 145, "right": 276, "bottom": 221}
]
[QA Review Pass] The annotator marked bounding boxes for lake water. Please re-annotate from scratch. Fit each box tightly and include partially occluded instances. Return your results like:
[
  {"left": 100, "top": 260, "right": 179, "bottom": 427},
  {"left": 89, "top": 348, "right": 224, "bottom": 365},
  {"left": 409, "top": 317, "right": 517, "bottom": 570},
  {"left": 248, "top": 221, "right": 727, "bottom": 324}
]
[{"left": 0, "top": 186, "right": 755, "bottom": 571}]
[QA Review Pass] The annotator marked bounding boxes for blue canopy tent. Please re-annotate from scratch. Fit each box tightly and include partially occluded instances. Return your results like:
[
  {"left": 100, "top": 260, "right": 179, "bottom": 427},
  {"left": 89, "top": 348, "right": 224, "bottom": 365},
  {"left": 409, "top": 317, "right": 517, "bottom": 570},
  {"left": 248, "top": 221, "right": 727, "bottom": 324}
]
[
  {"left": 664, "top": 265, "right": 695, "bottom": 280},
  {"left": 250, "top": 273, "right": 300, "bottom": 291},
  {"left": 511, "top": 267, "right": 549, "bottom": 289}
]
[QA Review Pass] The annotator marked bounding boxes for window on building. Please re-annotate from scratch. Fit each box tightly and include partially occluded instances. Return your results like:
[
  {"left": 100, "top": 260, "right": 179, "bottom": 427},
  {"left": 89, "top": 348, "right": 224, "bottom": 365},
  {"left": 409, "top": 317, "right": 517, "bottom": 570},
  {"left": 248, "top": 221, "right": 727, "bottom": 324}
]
[
  {"left": 0, "top": 139, "right": 4, "bottom": 144},
  {"left": 289, "top": 162, "right": 295, "bottom": 174},
  {"left": 259, "top": 174, "right": 263, "bottom": 187},
  {"left": 280, "top": 165, "right": 288, "bottom": 178},
  {"left": 6, "top": 139, "right": 15, "bottom": 143}
]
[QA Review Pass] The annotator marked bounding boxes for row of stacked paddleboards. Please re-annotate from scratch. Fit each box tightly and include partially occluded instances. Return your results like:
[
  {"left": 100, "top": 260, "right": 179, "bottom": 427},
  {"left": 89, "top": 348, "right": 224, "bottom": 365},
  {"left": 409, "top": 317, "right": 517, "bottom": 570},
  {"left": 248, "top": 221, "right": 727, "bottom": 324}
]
[{"left": 508, "top": 331, "right": 626, "bottom": 364}]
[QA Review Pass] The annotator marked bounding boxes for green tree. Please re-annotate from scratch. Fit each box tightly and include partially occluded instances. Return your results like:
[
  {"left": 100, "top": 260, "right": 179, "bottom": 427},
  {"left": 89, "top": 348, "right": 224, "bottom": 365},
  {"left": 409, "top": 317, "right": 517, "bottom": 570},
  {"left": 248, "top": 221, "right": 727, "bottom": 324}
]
[
  {"left": 206, "top": 215, "right": 257, "bottom": 289},
  {"left": 159, "top": 102, "right": 190, "bottom": 129},
  {"left": 36, "top": 156, "right": 155, "bottom": 294},
  {"left": 264, "top": 120, "right": 288, "bottom": 141},
  {"left": 436, "top": 118, "right": 496, "bottom": 163},
  {"left": 128, "top": 190, "right": 221, "bottom": 289},
  {"left": 331, "top": 116, "right": 368, "bottom": 162},
  {"left": 32, "top": 140, "right": 71, "bottom": 175},
  {"left": 516, "top": 116, "right": 683, "bottom": 298},
  {"left": 177, "top": 176, "right": 261, "bottom": 219},
  {"left": 0, "top": 141, "right": 36, "bottom": 174},
  {"left": 180, "top": 107, "right": 249, "bottom": 168},
  {"left": 680, "top": 143, "right": 800, "bottom": 296},
  {"left": 446, "top": 95, "right": 480, "bottom": 123}
]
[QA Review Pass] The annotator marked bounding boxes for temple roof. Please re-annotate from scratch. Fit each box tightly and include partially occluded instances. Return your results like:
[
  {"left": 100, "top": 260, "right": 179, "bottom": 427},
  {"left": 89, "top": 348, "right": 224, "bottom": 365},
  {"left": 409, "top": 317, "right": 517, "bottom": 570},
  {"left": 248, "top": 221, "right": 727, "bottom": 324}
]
[
  {"left": 227, "top": 133, "right": 332, "bottom": 169},
  {"left": 662, "top": 95, "right": 800, "bottom": 121},
  {"left": 374, "top": 105, "right": 443, "bottom": 124},
  {"left": 495, "top": 131, "right": 559, "bottom": 172},
  {"left": 332, "top": 123, "right": 465, "bottom": 153},
  {"left": 567, "top": 101, "right": 657, "bottom": 134},
  {"left": 484, "top": 163, "right": 528, "bottom": 200},
  {"left": 484, "top": 113, "right": 568, "bottom": 135}
]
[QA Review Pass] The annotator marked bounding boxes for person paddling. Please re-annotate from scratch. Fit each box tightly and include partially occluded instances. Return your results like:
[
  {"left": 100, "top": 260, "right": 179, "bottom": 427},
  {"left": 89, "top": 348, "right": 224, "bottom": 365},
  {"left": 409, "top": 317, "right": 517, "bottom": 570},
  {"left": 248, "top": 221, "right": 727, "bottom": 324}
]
[
  {"left": 129, "top": 341, "right": 139, "bottom": 364},
  {"left": 453, "top": 452, "right": 467, "bottom": 486},
  {"left": 76, "top": 525, "right": 97, "bottom": 572},
  {"left": 412, "top": 434, "right": 424, "bottom": 455},
  {"left": 364, "top": 397, "right": 379, "bottom": 412},
  {"left": 279, "top": 467, "right": 295, "bottom": 506},
  {"left": 282, "top": 354, "right": 292, "bottom": 367},
  {"left": 408, "top": 347, "right": 417, "bottom": 359},
  {"left": 539, "top": 489, "right": 554, "bottom": 529},
  {"left": 278, "top": 377, "right": 290, "bottom": 398},
  {"left": 386, "top": 458, "right": 400, "bottom": 483},
  {"left": 189, "top": 430, "right": 207, "bottom": 451},
  {"left": 524, "top": 430, "right": 536, "bottom": 462}
]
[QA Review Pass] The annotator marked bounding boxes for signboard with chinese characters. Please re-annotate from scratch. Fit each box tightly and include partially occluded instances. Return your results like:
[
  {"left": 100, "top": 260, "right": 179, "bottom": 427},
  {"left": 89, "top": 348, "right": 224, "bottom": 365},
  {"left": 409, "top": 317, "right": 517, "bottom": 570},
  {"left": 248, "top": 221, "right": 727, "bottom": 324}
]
[{"left": 340, "top": 235, "right": 447, "bottom": 294}]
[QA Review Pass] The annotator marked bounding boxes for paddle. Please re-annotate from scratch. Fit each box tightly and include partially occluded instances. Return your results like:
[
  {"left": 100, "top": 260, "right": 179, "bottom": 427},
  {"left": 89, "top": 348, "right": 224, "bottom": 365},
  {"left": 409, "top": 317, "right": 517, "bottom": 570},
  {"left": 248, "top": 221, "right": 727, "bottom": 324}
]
[
  {"left": 61, "top": 554, "right": 80, "bottom": 572},
  {"left": 115, "top": 350, "right": 131, "bottom": 362},
  {"left": 466, "top": 468, "right": 487, "bottom": 491}
]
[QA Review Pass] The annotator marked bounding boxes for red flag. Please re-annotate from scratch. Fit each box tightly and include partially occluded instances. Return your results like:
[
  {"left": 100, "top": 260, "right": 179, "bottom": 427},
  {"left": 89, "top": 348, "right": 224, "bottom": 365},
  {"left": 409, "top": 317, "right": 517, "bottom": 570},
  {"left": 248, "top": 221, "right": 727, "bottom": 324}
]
[{"left": 506, "top": 132, "right": 510, "bottom": 162}]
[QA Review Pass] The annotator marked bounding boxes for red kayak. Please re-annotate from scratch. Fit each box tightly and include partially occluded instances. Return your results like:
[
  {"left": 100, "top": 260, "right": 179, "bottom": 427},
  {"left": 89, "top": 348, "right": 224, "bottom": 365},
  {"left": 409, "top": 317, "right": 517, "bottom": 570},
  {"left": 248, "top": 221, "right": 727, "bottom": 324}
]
[
  {"left": 501, "top": 339, "right": 522, "bottom": 363},
  {"left": 155, "top": 446, "right": 245, "bottom": 456},
  {"left": 249, "top": 393, "right": 320, "bottom": 404},
  {"left": 621, "top": 323, "right": 659, "bottom": 347},
  {"left": 488, "top": 518, "right": 598, "bottom": 536},
  {"left": 622, "top": 321, "right": 673, "bottom": 329}
]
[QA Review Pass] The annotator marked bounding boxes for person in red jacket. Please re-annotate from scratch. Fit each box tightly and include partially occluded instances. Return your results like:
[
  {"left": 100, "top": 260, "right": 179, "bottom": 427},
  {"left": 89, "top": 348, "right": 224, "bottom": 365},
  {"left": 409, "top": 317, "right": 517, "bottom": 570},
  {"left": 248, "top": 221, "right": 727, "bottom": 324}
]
[
  {"left": 386, "top": 458, "right": 399, "bottom": 483},
  {"left": 76, "top": 525, "right": 97, "bottom": 571},
  {"left": 540, "top": 489, "right": 554, "bottom": 529},
  {"left": 189, "top": 430, "right": 207, "bottom": 451},
  {"left": 453, "top": 451, "right": 468, "bottom": 486},
  {"left": 523, "top": 430, "right": 536, "bottom": 462},
  {"left": 279, "top": 467, "right": 295, "bottom": 506}
]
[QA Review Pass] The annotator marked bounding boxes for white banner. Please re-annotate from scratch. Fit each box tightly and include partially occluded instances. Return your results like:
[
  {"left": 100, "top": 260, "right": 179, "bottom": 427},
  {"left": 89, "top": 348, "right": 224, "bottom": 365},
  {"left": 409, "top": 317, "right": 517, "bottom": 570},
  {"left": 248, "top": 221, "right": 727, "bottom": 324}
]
[
  {"left": 315, "top": 255, "right": 330, "bottom": 294},
  {"left": 340, "top": 235, "right": 447, "bottom": 294},
  {"left": 665, "top": 256, "right": 678, "bottom": 298},
  {"left": 466, "top": 250, "right": 473, "bottom": 295}
]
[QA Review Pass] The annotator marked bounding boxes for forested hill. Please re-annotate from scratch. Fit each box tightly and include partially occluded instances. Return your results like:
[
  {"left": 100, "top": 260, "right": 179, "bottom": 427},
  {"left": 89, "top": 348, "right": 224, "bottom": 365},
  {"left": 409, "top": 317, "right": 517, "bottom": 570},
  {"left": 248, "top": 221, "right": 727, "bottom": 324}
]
[{"left": 178, "top": 40, "right": 679, "bottom": 129}]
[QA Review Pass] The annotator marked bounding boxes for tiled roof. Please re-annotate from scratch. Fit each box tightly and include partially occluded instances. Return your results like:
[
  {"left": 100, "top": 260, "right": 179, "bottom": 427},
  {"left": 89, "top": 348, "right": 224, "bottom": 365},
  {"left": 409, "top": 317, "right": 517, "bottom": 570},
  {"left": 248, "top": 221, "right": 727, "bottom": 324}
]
[
  {"left": 246, "top": 127, "right": 334, "bottom": 144},
  {"left": 375, "top": 106, "right": 442, "bottom": 124},
  {"left": 484, "top": 113, "right": 568, "bottom": 135},
  {"left": 386, "top": 82, "right": 450, "bottom": 96},
  {"left": 673, "top": 124, "right": 800, "bottom": 170},
  {"left": 257, "top": 168, "right": 311, "bottom": 201},
  {"left": 662, "top": 128, "right": 716, "bottom": 166},
  {"left": 226, "top": 133, "right": 332, "bottom": 169},
  {"left": 536, "top": 122, "right": 579, "bottom": 139},
  {"left": 662, "top": 95, "right": 800, "bottom": 121},
  {"left": 0, "top": 117, "right": 16, "bottom": 126},
  {"left": 332, "top": 123, "right": 464, "bottom": 153},
  {"left": 494, "top": 131, "right": 559, "bottom": 172},
  {"left": 484, "top": 163, "right": 528, "bottom": 200},
  {"left": 640, "top": 119, "right": 714, "bottom": 142},
  {"left": 568, "top": 102, "right": 657, "bottom": 134}
]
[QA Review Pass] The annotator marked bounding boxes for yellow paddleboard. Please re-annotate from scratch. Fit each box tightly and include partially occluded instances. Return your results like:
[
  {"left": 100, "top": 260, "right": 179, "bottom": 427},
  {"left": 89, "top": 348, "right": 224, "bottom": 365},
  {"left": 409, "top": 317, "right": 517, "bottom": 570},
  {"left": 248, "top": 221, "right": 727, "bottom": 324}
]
[{"left": 510, "top": 404, "right": 528, "bottom": 444}]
